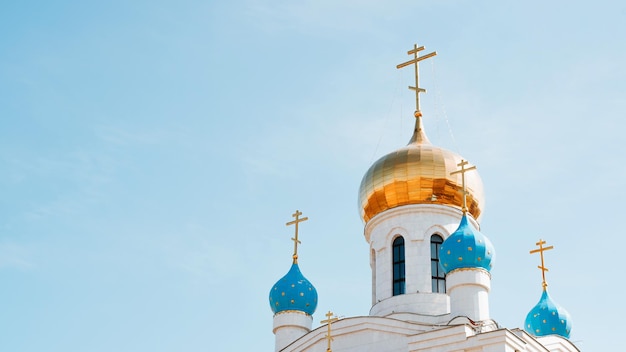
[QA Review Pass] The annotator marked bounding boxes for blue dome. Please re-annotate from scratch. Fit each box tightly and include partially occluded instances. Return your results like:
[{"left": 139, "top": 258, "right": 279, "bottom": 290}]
[
  {"left": 439, "top": 214, "right": 494, "bottom": 274},
  {"left": 525, "top": 289, "right": 572, "bottom": 338},
  {"left": 269, "top": 263, "right": 318, "bottom": 315}
]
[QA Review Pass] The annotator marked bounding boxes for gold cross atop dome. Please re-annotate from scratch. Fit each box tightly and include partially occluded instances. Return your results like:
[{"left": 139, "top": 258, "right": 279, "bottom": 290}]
[
  {"left": 397, "top": 43, "right": 437, "bottom": 115},
  {"left": 286, "top": 210, "right": 308, "bottom": 263},
  {"left": 321, "top": 310, "right": 339, "bottom": 352},
  {"left": 450, "top": 160, "right": 477, "bottom": 214},
  {"left": 530, "top": 239, "right": 554, "bottom": 290}
]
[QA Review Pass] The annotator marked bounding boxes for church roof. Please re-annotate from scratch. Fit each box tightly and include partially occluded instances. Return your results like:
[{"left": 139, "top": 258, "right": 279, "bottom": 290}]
[
  {"left": 525, "top": 239, "right": 572, "bottom": 339},
  {"left": 269, "top": 262, "right": 317, "bottom": 316},
  {"left": 280, "top": 315, "right": 579, "bottom": 352},
  {"left": 524, "top": 289, "right": 572, "bottom": 339},
  {"left": 439, "top": 213, "right": 494, "bottom": 273},
  {"left": 358, "top": 112, "right": 485, "bottom": 223}
]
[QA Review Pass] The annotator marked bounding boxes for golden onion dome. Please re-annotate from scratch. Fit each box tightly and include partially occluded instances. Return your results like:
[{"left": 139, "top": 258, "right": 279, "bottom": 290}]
[{"left": 358, "top": 112, "right": 485, "bottom": 223}]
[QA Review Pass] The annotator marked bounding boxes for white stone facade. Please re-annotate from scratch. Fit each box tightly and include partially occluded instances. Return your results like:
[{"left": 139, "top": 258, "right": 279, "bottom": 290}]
[
  {"left": 271, "top": 173, "right": 579, "bottom": 351},
  {"left": 271, "top": 201, "right": 580, "bottom": 351},
  {"left": 366, "top": 204, "right": 479, "bottom": 318},
  {"left": 278, "top": 316, "right": 579, "bottom": 352},
  {"left": 273, "top": 311, "right": 313, "bottom": 352},
  {"left": 446, "top": 268, "right": 491, "bottom": 321}
]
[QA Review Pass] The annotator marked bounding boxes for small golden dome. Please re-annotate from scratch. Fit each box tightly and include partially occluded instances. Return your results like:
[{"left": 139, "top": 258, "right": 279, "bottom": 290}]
[{"left": 358, "top": 114, "right": 485, "bottom": 223}]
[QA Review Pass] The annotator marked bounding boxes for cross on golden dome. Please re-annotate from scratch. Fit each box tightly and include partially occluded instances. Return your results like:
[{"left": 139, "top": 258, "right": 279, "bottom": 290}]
[
  {"left": 286, "top": 210, "right": 308, "bottom": 264},
  {"left": 450, "top": 159, "right": 477, "bottom": 214},
  {"left": 396, "top": 43, "right": 437, "bottom": 115},
  {"left": 320, "top": 310, "right": 339, "bottom": 352},
  {"left": 530, "top": 239, "right": 554, "bottom": 290}
]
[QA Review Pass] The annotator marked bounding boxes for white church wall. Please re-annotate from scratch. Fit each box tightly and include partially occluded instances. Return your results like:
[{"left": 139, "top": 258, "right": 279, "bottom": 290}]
[
  {"left": 283, "top": 316, "right": 432, "bottom": 352},
  {"left": 273, "top": 311, "right": 313, "bottom": 352},
  {"left": 370, "top": 293, "right": 449, "bottom": 317},
  {"left": 446, "top": 269, "right": 491, "bottom": 321},
  {"left": 366, "top": 204, "right": 472, "bottom": 316}
]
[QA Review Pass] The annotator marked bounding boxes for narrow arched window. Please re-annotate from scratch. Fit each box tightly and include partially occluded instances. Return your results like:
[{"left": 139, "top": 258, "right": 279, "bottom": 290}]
[
  {"left": 431, "top": 234, "right": 446, "bottom": 293},
  {"left": 392, "top": 236, "right": 405, "bottom": 296}
]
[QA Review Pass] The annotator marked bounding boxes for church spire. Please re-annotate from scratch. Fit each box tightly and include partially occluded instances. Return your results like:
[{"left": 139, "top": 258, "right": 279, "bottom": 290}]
[
  {"left": 450, "top": 159, "right": 477, "bottom": 215},
  {"left": 269, "top": 210, "right": 318, "bottom": 351},
  {"left": 396, "top": 43, "right": 437, "bottom": 145},
  {"left": 525, "top": 239, "right": 572, "bottom": 338},
  {"left": 321, "top": 310, "right": 339, "bottom": 352},
  {"left": 286, "top": 210, "right": 308, "bottom": 264},
  {"left": 529, "top": 239, "right": 554, "bottom": 290}
]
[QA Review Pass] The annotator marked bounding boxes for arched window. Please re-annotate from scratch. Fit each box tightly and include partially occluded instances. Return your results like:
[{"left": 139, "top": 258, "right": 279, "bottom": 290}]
[
  {"left": 431, "top": 234, "right": 446, "bottom": 293},
  {"left": 392, "top": 236, "right": 405, "bottom": 296}
]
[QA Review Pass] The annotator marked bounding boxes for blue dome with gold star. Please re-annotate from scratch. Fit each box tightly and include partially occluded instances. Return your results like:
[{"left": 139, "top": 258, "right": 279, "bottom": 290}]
[
  {"left": 525, "top": 289, "right": 572, "bottom": 338},
  {"left": 439, "top": 214, "right": 494, "bottom": 274},
  {"left": 269, "top": 263, "right": 318, "bottom": 315}
]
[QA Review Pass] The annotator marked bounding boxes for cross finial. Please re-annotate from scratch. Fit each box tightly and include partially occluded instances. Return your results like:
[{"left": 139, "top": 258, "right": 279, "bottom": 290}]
[
  {"left": 320, "top": 310, "right": 339, "bottom": 352},
  {"left": 450, "top": 159, "right": 477, "bottom": 214},
  {"left": 396, "top": 43, "right": 437, "bottom": 115},
  {"left": 530, "top": 239, "right": 554, "bottom": 290},
  {"left": 286, "top": 210, "right": 308, "bottom": 264}
]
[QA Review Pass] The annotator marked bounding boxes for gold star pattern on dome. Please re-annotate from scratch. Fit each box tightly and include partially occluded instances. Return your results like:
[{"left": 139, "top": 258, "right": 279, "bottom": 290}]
[
  {"left": 286, "top": 210, "right": 308, "bottom": 263},
  {"left": 321, "top": 310, "right": 339, "bottom": 352},
  {"left": 530, "top": 239, "right": 554, "bottom": 289}
]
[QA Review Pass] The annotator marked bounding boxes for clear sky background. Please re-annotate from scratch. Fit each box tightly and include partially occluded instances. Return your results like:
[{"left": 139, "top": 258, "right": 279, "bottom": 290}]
[{"left": 1, "top": 1, "right": 624, "bottom": 351}]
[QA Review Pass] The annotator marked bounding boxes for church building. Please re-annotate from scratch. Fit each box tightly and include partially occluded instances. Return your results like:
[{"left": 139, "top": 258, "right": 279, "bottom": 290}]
[{"left": 268, "top": 43, "right": 578, "bottom": 352}]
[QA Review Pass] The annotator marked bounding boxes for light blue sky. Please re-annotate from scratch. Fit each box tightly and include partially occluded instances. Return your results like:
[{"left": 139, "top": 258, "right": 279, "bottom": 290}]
[{"left": 2, "top": 1, "right": 624, "bottom": 351}]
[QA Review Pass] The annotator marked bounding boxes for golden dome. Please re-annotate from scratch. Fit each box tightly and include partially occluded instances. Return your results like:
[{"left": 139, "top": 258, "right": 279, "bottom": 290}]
[{"left": 358, "top": 113, "right": 485, "bottom": 223}]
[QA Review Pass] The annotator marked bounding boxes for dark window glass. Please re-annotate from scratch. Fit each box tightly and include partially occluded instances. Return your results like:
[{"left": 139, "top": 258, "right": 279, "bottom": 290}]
[
  {"left": 392, "top": 236, "right": 405, "bottom": 296},
  {"left": 430, "top": 234, "right": 446, "bottom": 293}
]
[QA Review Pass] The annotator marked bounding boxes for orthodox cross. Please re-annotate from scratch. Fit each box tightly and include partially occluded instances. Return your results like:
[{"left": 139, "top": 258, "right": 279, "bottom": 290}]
[
  {"left": 450, "top": 159, "right": 477, "bottom": 214},
  {"left": 530, "top": 239, "right": 554, "bottom": 290},
  {"left": 396, "top": 43, "right": 437, "bottom": 115},
  {"left": 321, "top": 310, "right": 339, "bottom": 352},
  {"left": 286, "top": 210, "right": 308, "bottom": 263}
]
